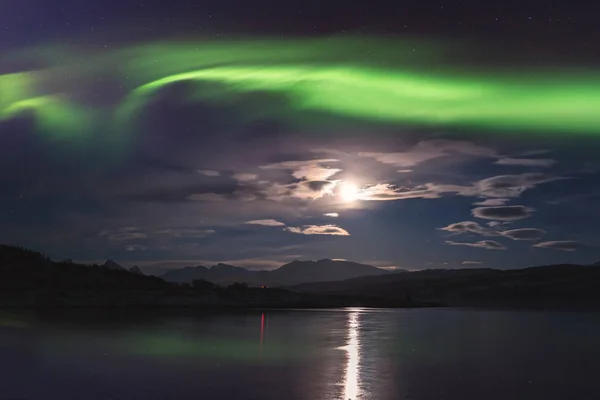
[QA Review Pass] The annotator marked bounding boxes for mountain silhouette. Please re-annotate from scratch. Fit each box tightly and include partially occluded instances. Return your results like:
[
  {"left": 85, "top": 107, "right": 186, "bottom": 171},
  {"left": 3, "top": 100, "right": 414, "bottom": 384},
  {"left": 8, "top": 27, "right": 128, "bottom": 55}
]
[
  {"left": 0, "top": 245, "right": 402, "bottom": 308},
  {"left": 160, "top": 265, "right": 210, "bottom": 283},
  {"left": 160, "top": 259, "right": 390, "bottom": 286},
  {"left": 289, "top": 264, "right": 600, "bottom": 308},
  {"left": 129, "top": 266, "right": 143, "bottom": 275},
  {"left": 103, "top": 260, "right": 125, "bottom": 271},
  {"left": 268, "top": 259, "right": 393, "bottom": 286},
  {"left": 2, "top": 244, "right": 600, "bottom": 309},
  {"left": 0, "top": 245, "right": 170, "bottom": 307}
]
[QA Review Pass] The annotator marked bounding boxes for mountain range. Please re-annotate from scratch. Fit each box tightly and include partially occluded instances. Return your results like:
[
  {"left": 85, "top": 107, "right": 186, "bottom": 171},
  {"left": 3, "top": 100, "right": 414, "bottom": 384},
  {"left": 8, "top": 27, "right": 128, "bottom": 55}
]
[
  {"left": 129, "top": 265, "right": 143, "bottom": 275},
  {"left": 100, "top": 260, "right": 143, "bottom": 276},
  {"left": 3, "top": 244, "right": 600, "bottom": 309},
  {"left": 289, "top": 264, "right": 600, "bottom": 308},
  {"left": 0, "top": 245, "right": 407, "bottom": 308},
  {"left": 160, "top": 259, "right": 392, "bottom": 286}
]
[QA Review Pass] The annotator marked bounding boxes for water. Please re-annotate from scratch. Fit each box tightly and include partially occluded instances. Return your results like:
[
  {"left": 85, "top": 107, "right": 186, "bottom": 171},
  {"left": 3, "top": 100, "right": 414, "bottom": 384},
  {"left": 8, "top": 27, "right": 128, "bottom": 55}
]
[{"left": 1, "top": 308, "right": 599, "bottom": 399}]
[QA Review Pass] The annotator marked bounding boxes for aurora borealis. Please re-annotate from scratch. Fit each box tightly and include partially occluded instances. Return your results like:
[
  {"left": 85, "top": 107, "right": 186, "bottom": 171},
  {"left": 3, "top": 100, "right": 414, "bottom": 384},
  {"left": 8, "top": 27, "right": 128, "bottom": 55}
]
[{"left": 2, "top": 37, "right": 600, "bottom": 141}]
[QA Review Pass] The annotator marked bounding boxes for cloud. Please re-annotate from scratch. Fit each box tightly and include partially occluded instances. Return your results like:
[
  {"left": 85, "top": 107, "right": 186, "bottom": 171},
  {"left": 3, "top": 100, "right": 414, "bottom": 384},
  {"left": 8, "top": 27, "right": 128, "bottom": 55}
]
[
  {"left": 294, "top": 181, "right": 336, "bottom": 199},
  {"left": 501, "top": 228, "right": 546, "bottom": 241},
  {"left": 99, "top": 227, "right": 147, "bottom": 241},
  {"left": 233, "top": 173, "right": 258, "bottom": 182},
  {"left": 465, "top": 173, "right": 562, "bottom": 199},
  {"left": 179, "top": 167, "right": 561, "bottom": 207},
  {"left": 260, "top": 159, "right": 341, "bottom": 181},
  {"left": 533, "top": 241, "right": 583, "bottom": 252},
  {"left": 253, "top": 183, "right": 294, "bottom": 201},
  {"left": 354, "top": 173, "right": 562, "bottom": 203},
  {"left": 197, "top": 170, "right": 221, "bottom": 177},
  {"left": 216, "top": 258, "right": 287, "bottom": 270},
  {"left": 324, "top": 213, "right": 339, "bottom": 218},
  {"left": 487, "top": 221, "right": 507, "bottom": 227},
  {"left": 495, "top": 158, "right": 557, "bottom": 167},
  {"left": 358, "top": 183, "right": 440, "bottom": 201},
  {"left": 461, "top": 261, "right": 483, "bottom": 265},
  {"left": 359, "top": 139, "right": 495, "bottom": 167},
  {"left": 182, "top": 169, "right": 564, "bottom": 208},
  {"left": 286, "top": 224, "right": 350, "bottom": 236},
  {"left": 518, "top": 149, "right": 551, "bottom": 156},
  {"left": 472, "top": 205, "right": 534, "bottom": 221},
  {"left": 106, "top": 233, "right": 147, "bottom": 241},
  {"left": 259, "top": 180, "right": 337, "bottom": 201},
  {"left": 445, "top": 240, "right": 506, "bottom": 250},
  {"left": 473, "top": 198, "right": 510, "bottom": 206},
  {"left": 186, "top": 193, "right": 228, "bottom": 202},
  {"left": 439, "top": 221, "right": 497, "bottom": 236},
  {"left": 408, "top": 173, "right": 563, "bottom": 202},
  {"left": 126, "top": 245, "right": 148, "bottom": 252},
  {"left": 154, "top": 229, "right": 215, "bottom": 238},
  {"left": 440, "top": 221, "right": 545, "bottom": 242},
  {"left": 397, "top": 169, "right": 413, "bottom": 173},
  {"left": 305, "top": 180, "right": 334, "bottom": 192},
  {"left": 118, "top": 173, "right": 240, "bottom": 203},
  {"left": 248, "top": 158, "right": 343, "bottom": 202},
  {"left": 378, "top": 265, "right": 403, "bottom": 270},
  {"left": 244, "top": 219, "right": 286, "bottom": 227}
]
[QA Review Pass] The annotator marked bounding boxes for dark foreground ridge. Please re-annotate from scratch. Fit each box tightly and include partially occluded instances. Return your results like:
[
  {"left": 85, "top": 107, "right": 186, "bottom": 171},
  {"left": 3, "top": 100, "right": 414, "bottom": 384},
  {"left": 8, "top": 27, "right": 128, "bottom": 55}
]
[
  {"left": 2, "top": 245, "right": 600, "bottom": 309},
  {"left": 0, "top": 245, "right": 426, "bottom": 308},
  {"left": 289, "top": 265, "right": 600, "bottom": 310}
]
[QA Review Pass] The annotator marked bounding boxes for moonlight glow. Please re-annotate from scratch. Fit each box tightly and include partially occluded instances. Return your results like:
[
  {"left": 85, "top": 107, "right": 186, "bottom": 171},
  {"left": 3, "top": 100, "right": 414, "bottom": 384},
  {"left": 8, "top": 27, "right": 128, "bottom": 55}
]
[{"left": 339, "top": 182, "right": 360, "bottom": 202}]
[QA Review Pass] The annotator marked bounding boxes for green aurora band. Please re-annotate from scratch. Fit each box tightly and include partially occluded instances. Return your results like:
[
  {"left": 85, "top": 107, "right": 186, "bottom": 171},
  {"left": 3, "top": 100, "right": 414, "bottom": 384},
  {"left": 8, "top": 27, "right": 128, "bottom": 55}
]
[{"left": 1, "top": 37, "right": 600, "bottom": 138}]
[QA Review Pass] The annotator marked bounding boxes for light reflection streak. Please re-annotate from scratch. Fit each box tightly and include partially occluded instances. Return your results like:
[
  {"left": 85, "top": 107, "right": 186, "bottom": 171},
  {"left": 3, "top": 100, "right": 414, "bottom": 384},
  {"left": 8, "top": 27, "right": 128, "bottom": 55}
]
[
  {"left": 343, "top": 310, "right": 361, "bottom": 400},
  {"left": 260, "top": 313, "right": 265, "bottom": 358}
]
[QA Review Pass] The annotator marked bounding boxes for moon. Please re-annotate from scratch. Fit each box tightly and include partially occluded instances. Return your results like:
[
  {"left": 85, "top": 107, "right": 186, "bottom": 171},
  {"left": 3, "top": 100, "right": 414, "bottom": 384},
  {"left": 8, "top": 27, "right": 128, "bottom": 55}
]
[{"left": 339, "top": 182, "right": 359, "bottom": 202}]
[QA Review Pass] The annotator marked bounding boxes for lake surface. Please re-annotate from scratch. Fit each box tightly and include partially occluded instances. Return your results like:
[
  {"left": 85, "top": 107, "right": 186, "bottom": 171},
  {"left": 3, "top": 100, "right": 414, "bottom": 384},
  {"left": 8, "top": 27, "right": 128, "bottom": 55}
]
[{"left": 1, "top": 308, "right": 600, "bottom": 399}]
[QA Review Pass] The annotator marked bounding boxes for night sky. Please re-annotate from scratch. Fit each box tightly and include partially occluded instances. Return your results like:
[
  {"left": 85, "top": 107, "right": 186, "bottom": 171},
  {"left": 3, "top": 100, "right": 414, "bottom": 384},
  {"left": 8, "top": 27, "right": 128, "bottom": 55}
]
[{"left": 1, "top": 0, "right": 600, "bottom": 275}]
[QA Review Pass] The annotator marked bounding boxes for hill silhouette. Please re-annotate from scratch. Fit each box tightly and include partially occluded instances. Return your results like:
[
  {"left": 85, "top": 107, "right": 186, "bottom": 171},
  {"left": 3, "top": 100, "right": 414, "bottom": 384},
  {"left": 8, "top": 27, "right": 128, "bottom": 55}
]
[
  {"left": 289, "top": 264, "right": 600, "bottom": 309},
  {"left": 3, "top": 244, "right": 599, "bottom": 309},
  {"left": 0, "top": 245, "right": 412, "bottom": 308},
  {"left": 0, "top": 245, "right": 170, "bottom": 306},
  {"left": 103, "top": 260, "right": 126, "bottom": 271},
  {"left": 160, "top": 259, "right": 391, "bottom": 286},
  {"left": 129, "top": 266, "right": 144, "bottom": 275}
]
